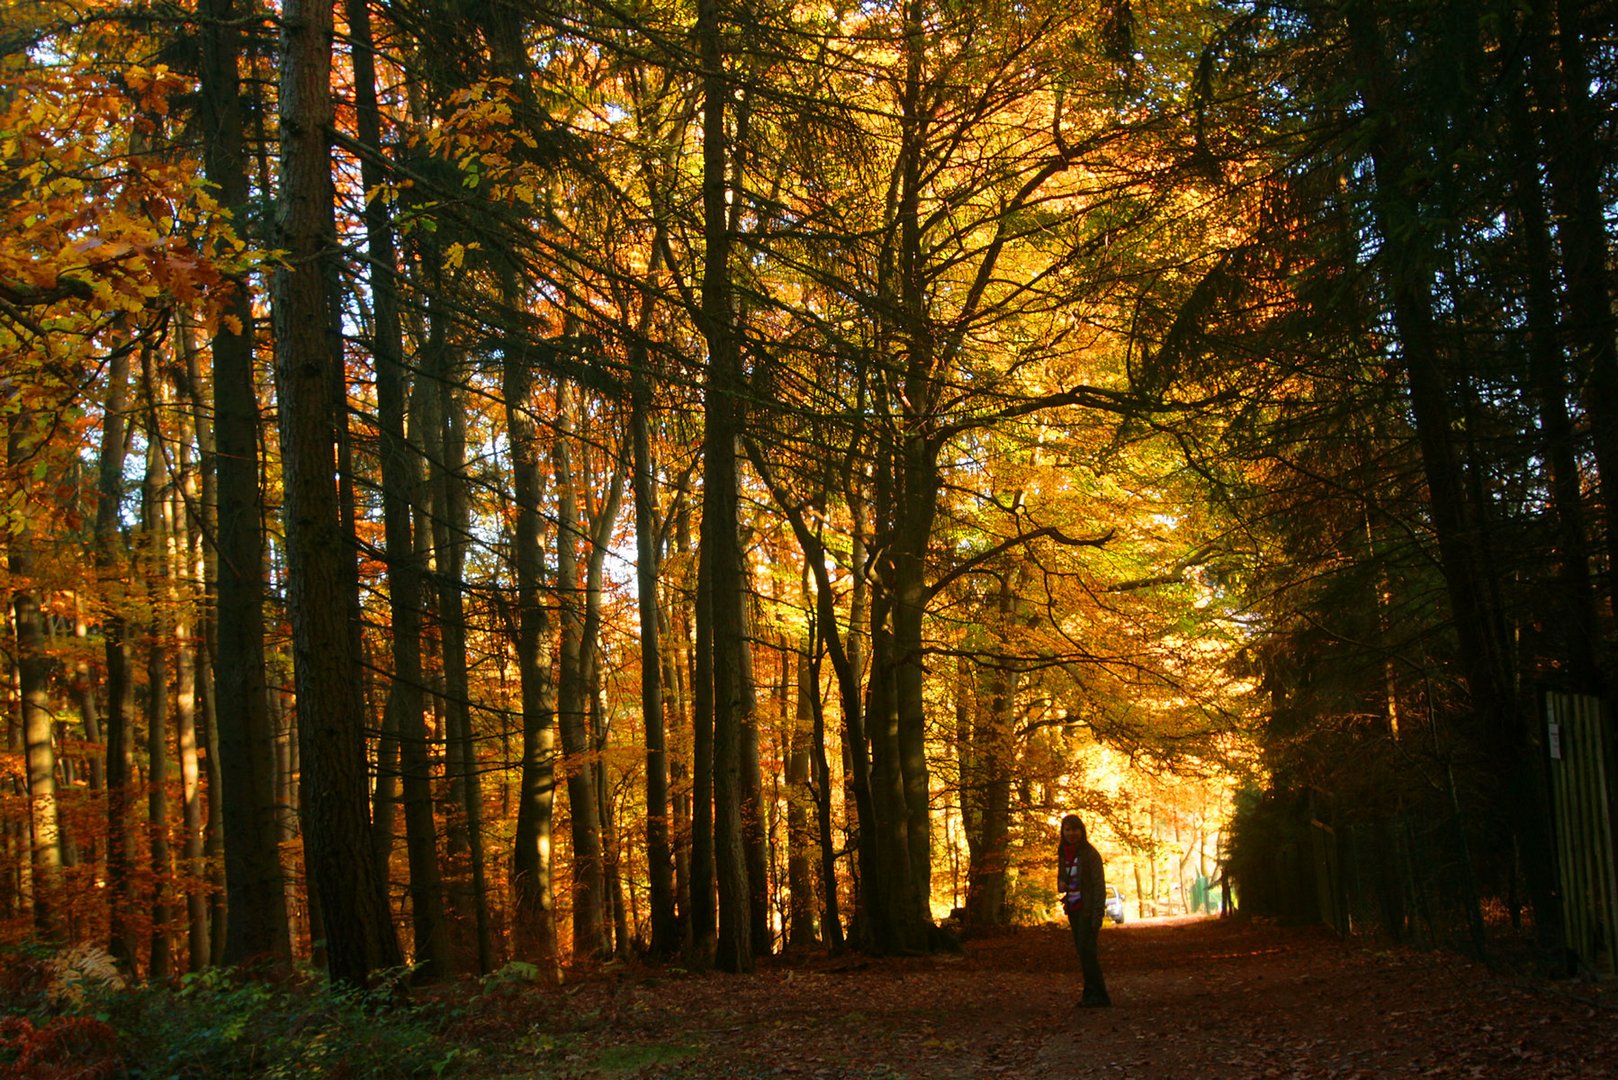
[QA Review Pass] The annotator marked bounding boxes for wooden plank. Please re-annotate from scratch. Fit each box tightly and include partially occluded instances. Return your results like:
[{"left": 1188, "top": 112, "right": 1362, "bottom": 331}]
[{"left": 1546, "top": 692, "right": 1618, "bottom": 977}]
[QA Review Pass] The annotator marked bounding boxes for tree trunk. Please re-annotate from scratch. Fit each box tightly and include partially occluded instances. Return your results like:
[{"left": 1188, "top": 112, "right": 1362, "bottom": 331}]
[
  {"left": 690, "top": 508, "right": 717, "bottom": 963},
  {"left": 591, "top": 674, "right": 631, "bottom": 957},
  {"left": 1343, "top": 0, "right": 1557, "bottom": 968},
  {"left": 200, "top": 0, "right": 291, "bottom": 967},
  {"left": 738, "top": 603, "right": 771, "bottom": 957},
  {"left": 92, "top": 342, "right": 139, "bottom": 971},
  {"left": 632, "top": 375, "right": 678, "bottom": 956},
  {"left": 583, "top": 434, "right": 629, "bottom": 957},
  {"left": 179, "top": 310, "right": 229, "bottom": 966},
  {"left": 69, "top": 601, "right": 104, "bottom": 797},
  {"left": 1504, "top": 74, "right": 1602, "bottom": 690},
  {"left": 505, "top": 346, "right": 561, "bottom": 979},
  {"left": 272, "top": 0, "right": 401, "bottom": 985},
  {"left": 699, "top": 0, "right": 753, "bottom": 975},
  {"left": 888, "top": 0, "right": 941, "bottom": 944},
  {"left": 174, "top": 440, "right": 210, "bottom": 971},
  {"left": 665, "top": 490, "right": 697, "bottom": 945},
  {"left": 140, "top": 402, "right": 174, "bottom": 978},
  {"left": 346, "top": 0, "right": 449, "bottom": 981},
  {"left": 964, "top": 573, "right": 1015, "bottom": 929},
  {"left": 425, "top": 331, "right": 489, "bottom": 973},
  {"left": 892, "top": 446, "right": 938, "bottom": 939},
  {"left": 787, "top": 649, "right": 819, "bottom": 948},
  {"left": 553, "top": 380, "right": 609, "bottom": 961},
  {"left": 970, "top": 744, "right": 1009, "bottom": 928},
  {"left": 1528, "top": 0, "right": 1618, "bottom": 615},
  {"left": 8, "top": 411, "right": 61, "bottom": 941}
]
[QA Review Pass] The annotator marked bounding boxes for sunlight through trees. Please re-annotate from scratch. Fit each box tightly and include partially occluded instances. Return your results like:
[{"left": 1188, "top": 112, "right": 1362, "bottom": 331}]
[{"left": 2, "top": 0, "right": 1613, "bottom": 987}]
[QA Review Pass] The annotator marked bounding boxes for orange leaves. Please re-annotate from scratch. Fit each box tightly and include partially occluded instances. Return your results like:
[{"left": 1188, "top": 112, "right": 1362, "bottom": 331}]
[
  {"left": 120, "top": 62, "right": 186, "bottom": 119},
  {"left": 414, "top": 78, "right": 546, "bottom": 212},
  {"left": 0, "top": 1014, "right": 123, "bottom": 1078},
  {"left": 0, "top": 53, "right": 259, "bottom": 365}
]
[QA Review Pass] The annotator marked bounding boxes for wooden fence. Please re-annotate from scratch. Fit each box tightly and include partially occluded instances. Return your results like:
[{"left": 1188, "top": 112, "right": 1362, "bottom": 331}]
[{"left": 1545, "top": 691, "right": 1618, "bottom": 977}]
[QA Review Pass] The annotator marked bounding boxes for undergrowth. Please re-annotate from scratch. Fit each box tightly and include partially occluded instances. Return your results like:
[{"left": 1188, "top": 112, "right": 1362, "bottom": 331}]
[{"left": 0, "top": 944, "right": 471, "bottom": 1078}]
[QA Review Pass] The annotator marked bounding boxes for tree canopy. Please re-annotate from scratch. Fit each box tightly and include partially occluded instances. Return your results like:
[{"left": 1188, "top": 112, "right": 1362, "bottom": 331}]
[{"left": 2, "top": 0, "right": 1614, "bottom": 986}]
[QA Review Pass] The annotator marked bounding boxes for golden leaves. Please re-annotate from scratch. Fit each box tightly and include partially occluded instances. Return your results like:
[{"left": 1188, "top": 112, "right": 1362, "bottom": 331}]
[{"left": 0, "top": 52, "right": 263, "bottom": 369}]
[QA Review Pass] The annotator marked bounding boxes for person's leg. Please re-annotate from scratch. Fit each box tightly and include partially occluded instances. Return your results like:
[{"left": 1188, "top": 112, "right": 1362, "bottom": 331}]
[{"left": 1077, "top": 920, "right": 1110, "bottom": 1005}]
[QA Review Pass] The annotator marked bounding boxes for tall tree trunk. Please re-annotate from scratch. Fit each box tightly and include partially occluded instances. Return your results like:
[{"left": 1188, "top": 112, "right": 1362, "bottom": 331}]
[
  {"left": 143, "top": 419, "right": 174, "bottom": 979},
  {"left": 428, "top": 332, "right": 489, "bottom": 972},
  {"left": 892, "top": 461, "right": 936, "bottom": 940},
  {"left": 964, "top": 572, "right": 1016, "bottom": 928},
  {"left": 272, "top": 0, "right": 400, "bottom": 984},
  {"left": 665, "top": 488, "right": 697, "bottom": 944},
  {"left": 690, "top": 508, "right": 717, "bottom": 963},
  {"left": 591, "top": 674, "right": 631, "bottom": 957},
  {"left": 93, "top": 344, "right": 138, "bottom": 971},
  {"left": 553, "top": 380, "right": 608, "bottom": 960},
  {"left": 738, "top": 604, "right": 771, "bottom": 958},
  {"left": 179, "top": 311, "right": 227, "bottom": 967},
  {"left": 582, "top": 438, "right": 629, "bottom": 957},
  {"left": 632, "top": 375, "right": 678, "bottom": 956},
  {"left": 889, "top": 0, "right": 940, "bottom": 945},
  {"left": 273, "top": 662, "right": 303, "bottom": 949},
  {"left": 1504, "top": 75, "right": 1602, "bottom": 690},
  {"left": 1528, "top": 0, "right": 1618, "bottom": 612},
  {"left": 200, "top": 0, "right": 291, "bottom": 967},
  {"left": 1344, "top": 0, "right": 1559, "bottom": 969},
  {"left": 164, "top": 357, "right": 211, "bottom": 968},
  {"left": 505, "top": 348, "right": 561, "bottom": 979},
  {"left": 787, "top": 649, "right": 819, "bottom": 948},
  {"left": 174, "top": 433, "right": 209, "bottom": 972},
  {"left": 865, "top": 608, "right": 915, "bottom": 952},
  {"left": 698, "top": 0, "right": 753, "bottom": 974},
  {"left": 8, "top": 411, "right": 61, "bottom": 941},
  {"left": 346, "top": 0, "right": 449, "bottom": 981},
  {"left": 371, "top": 678, "right": 401, "bottom": 883}
]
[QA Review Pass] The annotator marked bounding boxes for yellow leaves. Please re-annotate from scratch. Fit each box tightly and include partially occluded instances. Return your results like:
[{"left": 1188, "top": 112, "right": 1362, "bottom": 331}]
[
  {"left": 364, "top": 179, "right": 409, "bottom": 208},
  {"left": 412, "top": 78, "right": 550, "bottom": 212},
  {"left": 444, "top": 241, "right": 481, "bottom": 270},
  {"left": 1, "top": 51, "right": 259, "bottom": 369},
  {"left": 70, "top": 237, "right": 130, "bottom": 259},
  {"left": 120, "top": 63, "right": 186, "bottom": 116}
]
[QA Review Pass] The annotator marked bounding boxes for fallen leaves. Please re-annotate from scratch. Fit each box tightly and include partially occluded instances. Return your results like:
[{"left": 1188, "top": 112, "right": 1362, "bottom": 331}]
[{"left": 442, "top": 917, "right": 1617, "bottom": 1078}]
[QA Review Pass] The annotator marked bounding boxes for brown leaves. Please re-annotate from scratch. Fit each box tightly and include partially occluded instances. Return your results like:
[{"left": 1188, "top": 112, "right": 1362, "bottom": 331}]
[{"left": 448, "top": 919, "right": 1618, "bottom": 1078}]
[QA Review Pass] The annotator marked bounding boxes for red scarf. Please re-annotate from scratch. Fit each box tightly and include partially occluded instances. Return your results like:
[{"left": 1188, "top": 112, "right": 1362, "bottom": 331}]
[{"left": 1060, "top": 840, "right": 1082, "bottom": 883}]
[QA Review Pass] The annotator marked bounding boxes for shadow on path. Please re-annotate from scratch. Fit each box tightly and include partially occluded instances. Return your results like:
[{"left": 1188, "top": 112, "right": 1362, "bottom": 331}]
[{"left": 1032, "top": 916, "right": 1615, "bottom": 1077}]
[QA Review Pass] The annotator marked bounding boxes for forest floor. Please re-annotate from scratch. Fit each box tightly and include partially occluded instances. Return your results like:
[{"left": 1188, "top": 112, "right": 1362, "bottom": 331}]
[{"left": 459, "top": 914, "right": 1618, "bottom": 1079}]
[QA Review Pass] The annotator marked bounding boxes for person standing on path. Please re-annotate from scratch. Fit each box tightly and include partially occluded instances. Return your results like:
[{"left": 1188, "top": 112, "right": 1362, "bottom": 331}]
[{"left": 1057, "top": 813, "right": 1111, "bottom": 1006}]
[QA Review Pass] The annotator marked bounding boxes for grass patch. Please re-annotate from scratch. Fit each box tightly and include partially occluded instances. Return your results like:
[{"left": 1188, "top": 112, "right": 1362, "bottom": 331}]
[{"left": 587, "top": 1041, "right": 698, "bottom": 1074}]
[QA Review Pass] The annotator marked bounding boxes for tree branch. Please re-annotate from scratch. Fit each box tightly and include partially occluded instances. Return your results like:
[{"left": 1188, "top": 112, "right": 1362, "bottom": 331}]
[{"left": 928, "top": 524, "right": 1113, "bottom": 601}]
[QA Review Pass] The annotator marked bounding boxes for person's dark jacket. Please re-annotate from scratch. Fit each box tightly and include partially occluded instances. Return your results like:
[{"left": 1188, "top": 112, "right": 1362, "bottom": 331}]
[{"left": 1057, "top": 834, "right": 1106, "bottom": 929}]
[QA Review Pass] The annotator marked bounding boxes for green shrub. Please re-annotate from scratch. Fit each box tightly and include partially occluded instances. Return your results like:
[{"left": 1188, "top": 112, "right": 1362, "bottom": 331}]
[{"left": 74, "top": 965, "right": 467, "bottom": 1078}]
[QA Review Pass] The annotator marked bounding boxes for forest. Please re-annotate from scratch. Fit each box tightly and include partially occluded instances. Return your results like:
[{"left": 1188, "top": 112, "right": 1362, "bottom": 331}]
[{"left": 2, "top": 0, "right": 1615, "bottom": 1003}]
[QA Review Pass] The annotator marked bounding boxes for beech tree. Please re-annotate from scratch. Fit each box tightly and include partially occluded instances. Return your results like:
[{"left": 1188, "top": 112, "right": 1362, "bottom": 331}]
[{"left": 7, "top": 0, "right": 1608, "bottom": 987}]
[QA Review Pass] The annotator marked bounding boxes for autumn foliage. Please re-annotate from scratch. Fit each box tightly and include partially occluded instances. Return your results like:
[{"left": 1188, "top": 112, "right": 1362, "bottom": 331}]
[{"left": 2, "top": 0, "right": 1613, "bottom": 1021}]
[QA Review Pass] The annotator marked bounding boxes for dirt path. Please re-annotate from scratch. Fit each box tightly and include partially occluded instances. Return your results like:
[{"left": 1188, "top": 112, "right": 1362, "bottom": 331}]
[
  {"left": 1032, "top": 916, "right": 1614, "bottom": 1077},
  {"left": 470, "top": 916, "right": 1617, "bottom": 1078}
]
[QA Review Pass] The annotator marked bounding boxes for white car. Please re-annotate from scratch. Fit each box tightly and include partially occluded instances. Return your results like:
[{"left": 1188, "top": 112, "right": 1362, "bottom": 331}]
[{"left": 1104, "top": 885, "right": 1126, "bottom": 924}]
